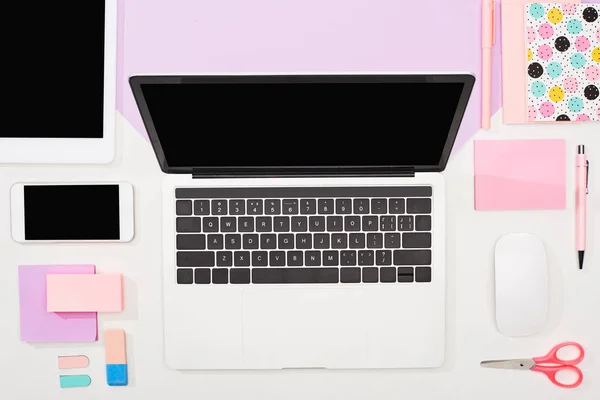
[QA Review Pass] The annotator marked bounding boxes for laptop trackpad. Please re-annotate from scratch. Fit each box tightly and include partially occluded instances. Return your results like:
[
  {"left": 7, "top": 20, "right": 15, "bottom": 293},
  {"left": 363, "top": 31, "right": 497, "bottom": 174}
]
[{"left": 242, "top": 287, "right": 367, "bottom": 368}]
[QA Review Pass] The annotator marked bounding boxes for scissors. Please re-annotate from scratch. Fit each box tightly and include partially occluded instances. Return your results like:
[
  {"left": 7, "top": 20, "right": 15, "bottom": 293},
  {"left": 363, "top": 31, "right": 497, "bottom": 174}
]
[{"left": 480, "top": 342, "right": 585, "bottom": 389}]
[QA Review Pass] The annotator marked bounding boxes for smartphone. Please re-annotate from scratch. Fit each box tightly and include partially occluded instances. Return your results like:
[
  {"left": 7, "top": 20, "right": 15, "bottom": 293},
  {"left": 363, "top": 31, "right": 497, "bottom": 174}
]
[{"left": 11, "top": 182, "right": 134, "bottom": 243}]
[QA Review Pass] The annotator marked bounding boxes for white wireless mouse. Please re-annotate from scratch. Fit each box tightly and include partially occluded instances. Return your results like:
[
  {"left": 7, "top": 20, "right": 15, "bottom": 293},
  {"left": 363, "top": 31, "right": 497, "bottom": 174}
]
[{"left": 494, "top": 233, "right": 548, "bottom": 337}]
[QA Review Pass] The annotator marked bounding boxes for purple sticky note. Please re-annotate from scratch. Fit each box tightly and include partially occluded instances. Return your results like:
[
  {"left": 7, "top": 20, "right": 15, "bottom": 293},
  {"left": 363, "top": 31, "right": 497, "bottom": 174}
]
[{"left": 18, "top": 265, "right": 97, "bottom": 342}]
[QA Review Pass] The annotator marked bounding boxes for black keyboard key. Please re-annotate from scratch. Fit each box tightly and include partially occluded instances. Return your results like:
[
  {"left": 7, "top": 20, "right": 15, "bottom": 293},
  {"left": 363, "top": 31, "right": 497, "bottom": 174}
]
[
  {"left": 327, "top": 216, "right": 343, "bottom": 232},
  {"left": 300, "top": 199, "right": 317, "bottom": 215},
  {"left": 225, "top": 234, "right": 242, "bottom": 249},
  {"left": 177, "top": 251, "right": 215, "bottom": 267},
  {"left": 362, "top": 216, "right": 378, "bottom": 231},
  {"left": 376, "top": 250, "right": 392, "bottom": 266},
  {"left": 314, "top": 233, "right": 330, "bottom": 249},
  {"left": 353, "top": 199, "right": 370, "bottom": 214},
  {"left": 341, "top": 250, "right": 357, "bottom": 266},
  {"left": 202, "top": 217, "right": 219, "bottom": 232},
  {"left": 252, "top": 268, "right": 339, "bottom": 284},
  {"left": 278, "top": 234, "right": 294, "bottom": 249},
  {"left": 403, "top": 233, "right": 432, "bottom": 248},
  {"left": 256, "top": 217, "right": 272, "bottom": 232},
  {"left": 177, "top": 217, "right": 202, "bottom": 232},
  {"left": 234, "top": 251, "right": 251, "bottom": 267},
  {"left": 336, "top": 199, "right": 352, "bottom": 214},
  {"left": 274, "top": 216, "right": 290, "bottom": 232},
  {"left": 389, "top": 199, "right": 405, "bottom": 214},
  {"left": 291, "top": 216, "right": 308, "bottom": 232},
  {"left": 217, "top": 251, "right": 233, "bottom": 267},
  {"left": 398, "top": 216, "right": 414, "bottom": 231},
  {"left": 211, "top": 200, "right": 227, "bottom": 215},
  {"left": 398, "top": 267, "right": 414, "bottom": 282},
  {"left": 331, "top": 233, "right": 347, "bottom": 249},
  {"left": 341, "top": 267, "right": 361, "bottom": 283},
  {"left": 220, "top": 217, "right": 237, "bottom": 232},
  {"left": 384, "top": 233, "right": 401, "bottom": 248},
  {"left": 318, "top": 199, "right": 334, "bottom": 214},
  {"left": 380, "top": 216, "right": 396, "bottom": 231},
  {"left": 193, "top": 200, "right": 210, "bottom": 215},
  {"left": 252, "top": 251, "right": 268, "bottom": 267},
  {"left": 208, "top": 234, "right": 224, "bottom": 250},
  {"left": 344, "top": 216, "right": 361, "bottom": 231},
  {"left": 265, "top": 199, "right": 281, "bottom": 215},
  {"left": 288, "top": 251, "right": 303, "bottom": 266},
  {"left": 362, "top": 267, "right": 378, "bottom": 283},
  {"left": 358, "top": 250, "right": 375, "bottom": 265},
  {"left": 247, "top": 200, "right": 263, "bottom": 215},
  {"left": 416, "top": 267, "right": 432, "bottom": 283},
  {"left": 269, "top": 251, "right": 286, "bottom": 266},
  {"left": 212, "top": 268, "right": 228, "bottom": 284},
  {"left": 230, "top": 268, "right": 251, "bottom": 284},
  {"left": 407, "top": 198, "right": 432, "bottom": 214},
  {"left": 416, "top": 215, "right": 432, "bottom": 231},
  {"left": 309, "top": 216, "right": 326, "bottom": 232},
  {"left": 323, "top": 250, "right": 339, "bottom": 266},
  {"left": 260, "top": 234, "right": 277, "bottom": 249},
  {"left": 238, "top": 217, "right": 254, "bottom": 232},
  {"left": 371, "top": 198, "right": 387, "bottom": 214},
  {"left": 296, "top": 234, "right": 312, "bottom": 249},
  {"left": 177, "top": 268, "right": 194, "bottom": 284},
  {"left": 380, "top": 267, "right": 396, "bottom": 283},
  {"left": 349, "top": 233, "right": 365, "bottom": 249},
  {"left": 393, "top": 250, "right": 432, "bottom": 265},
  {"left": 177, "top": 234, "right": 206, "bottom": 250},
  {"left": 194, "top": 268, "right": 211, "bottom": 284},
  {"left": 305, "top": 251, "right": 321, "bottom": 266},
  {"left": 176, "top": 200, "right": 193, "bottom": 215},
  {"left": 367, "top": 233, "right": 383, "bottom": 249},
  {"left": 282, "top": 199, "right": 299, "bottom": 215},
  {"left": 229, "top": 200, "right": 245, "bottom": 215},
  {"left": 243, "top": 234, "right": 259, "bottom": 249}
]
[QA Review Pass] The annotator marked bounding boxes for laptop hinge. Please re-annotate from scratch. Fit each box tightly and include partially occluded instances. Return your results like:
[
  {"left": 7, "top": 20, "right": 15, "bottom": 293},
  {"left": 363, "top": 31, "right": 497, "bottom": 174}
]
[{"left": 191, "top": 167, "right": 416, "bottom": 179}]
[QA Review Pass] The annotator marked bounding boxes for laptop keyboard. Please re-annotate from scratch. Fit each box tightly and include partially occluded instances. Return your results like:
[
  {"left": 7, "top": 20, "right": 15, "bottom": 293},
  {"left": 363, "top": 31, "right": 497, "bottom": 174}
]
[{"left": 174, "top": 187, "right": 433, "bottom": 285}]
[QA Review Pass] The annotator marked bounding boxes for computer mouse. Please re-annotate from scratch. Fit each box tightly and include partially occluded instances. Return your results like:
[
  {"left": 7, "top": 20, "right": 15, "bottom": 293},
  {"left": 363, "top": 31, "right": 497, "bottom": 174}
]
[{"left": 494, "top": 233, "right": 548, "bottom": 337}]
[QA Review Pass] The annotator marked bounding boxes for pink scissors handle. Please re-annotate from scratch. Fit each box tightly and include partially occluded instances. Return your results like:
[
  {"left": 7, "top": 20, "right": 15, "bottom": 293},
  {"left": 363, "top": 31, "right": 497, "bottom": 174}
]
[
  {"left": 533, "top": 342, "right": 585, "bottom": 366},
  {"left": 532, "top": 365, "right": 583, "bottom": 389},
  {"left": 532, "top": 342, "right": 585, "bottom": 389}
]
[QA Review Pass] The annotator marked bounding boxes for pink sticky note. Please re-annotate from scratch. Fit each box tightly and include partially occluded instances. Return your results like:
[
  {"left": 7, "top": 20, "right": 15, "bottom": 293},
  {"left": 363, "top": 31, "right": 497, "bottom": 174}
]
[
  {"left": 47, "top": 274, "right": 123, "bottom": 312},
  {"left": 474, "top": 139, "right": 566, "bottom": 210},
  {"left": 18, "top": 265, "right": 97, "bottom": 342}
]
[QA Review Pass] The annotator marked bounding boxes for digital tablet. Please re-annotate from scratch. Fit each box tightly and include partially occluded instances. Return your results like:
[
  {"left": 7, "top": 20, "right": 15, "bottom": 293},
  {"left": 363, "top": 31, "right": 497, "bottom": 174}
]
[{"left": 0, "top": 0, "right": 117, "bottom": 164}]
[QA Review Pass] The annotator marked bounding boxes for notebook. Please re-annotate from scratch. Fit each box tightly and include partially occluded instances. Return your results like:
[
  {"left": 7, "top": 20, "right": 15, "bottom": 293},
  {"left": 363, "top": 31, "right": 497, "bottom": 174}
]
[{"left": 526, "top": 3, "right": 600, "bottom": 121}]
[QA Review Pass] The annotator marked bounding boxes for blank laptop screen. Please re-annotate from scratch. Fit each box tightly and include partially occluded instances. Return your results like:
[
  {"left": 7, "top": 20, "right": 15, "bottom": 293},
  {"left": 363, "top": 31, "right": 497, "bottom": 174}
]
[{"left": 139, "top": 78, "right": 467, "bottom": 168}]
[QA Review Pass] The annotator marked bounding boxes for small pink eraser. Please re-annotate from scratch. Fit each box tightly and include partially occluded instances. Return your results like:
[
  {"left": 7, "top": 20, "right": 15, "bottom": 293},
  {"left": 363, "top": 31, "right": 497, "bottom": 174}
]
[
  {"left": 105, "top": 329, "right": 127, "bottom": 364},
  {"left": 58, "top": 355, "right": 90, "bottom": 369},
  {"left": 47, "top": 274, "right": 123, "bottom": 312}
]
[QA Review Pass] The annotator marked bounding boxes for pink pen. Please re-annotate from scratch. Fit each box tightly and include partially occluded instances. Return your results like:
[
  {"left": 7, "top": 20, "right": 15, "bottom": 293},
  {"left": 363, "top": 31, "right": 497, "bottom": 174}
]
[
  {"left": 481, "top": 0, "right": 495, "bottom": 129},
  {"left": 576, "top": 145, "right": 589, "bottom": 269}
]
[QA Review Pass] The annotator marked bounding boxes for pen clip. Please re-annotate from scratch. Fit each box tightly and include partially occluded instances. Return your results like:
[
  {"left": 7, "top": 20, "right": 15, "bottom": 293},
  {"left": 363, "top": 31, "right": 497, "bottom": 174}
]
[
  {"left": 491, "top": 1, "right": 496, "bottom": 45},
  {"left": 585, "top": 160, "right": 589, "bottom": 194}
]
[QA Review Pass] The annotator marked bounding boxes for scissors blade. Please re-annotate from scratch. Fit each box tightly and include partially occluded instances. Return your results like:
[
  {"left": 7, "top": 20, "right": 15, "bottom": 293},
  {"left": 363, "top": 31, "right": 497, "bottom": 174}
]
[{"left": 480, "top": 359, "right": 535, "bottom": 370}]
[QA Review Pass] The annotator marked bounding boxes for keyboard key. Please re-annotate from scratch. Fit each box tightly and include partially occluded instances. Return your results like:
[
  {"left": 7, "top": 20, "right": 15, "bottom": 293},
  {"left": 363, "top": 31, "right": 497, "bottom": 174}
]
[
  {"left": 384, "top": 233, "right": 401, "bottom": 248},
  {"left": 243, "top": 234, "right": 259, "bottom": 249},
  {"left": 194, "top": 268, "right": 211, "bottom": 284},
  {"left": 331, "top": 233, "right": 347, "bottom": 249},
  {"left": 177, "top": 251, "right": 215, "bottom": 267},
  {"left": 193, "top": 200, "right": 210, "bottom": 215},
  {"left": 256, "top": 217, "right": 272, "bottom": 232},
  {"left": 362, "top": 216, "right": 378, "bottom": 231},
  {"left": 398, "top": 267, "right": 414, "bottom": 283},
  {"left": 398, "top": 216, "right": 414, "bottom": 231},
  {"left": 314, "top": 233, "right": 330, "bottom": 249},
  {"left": 362, "top": 267, "right": 378, "bottom": 283},
  {"left": 177, "top": 234, "right": 206, "bottom": 250},
  {"left": 371, "top": 199, "right": 387, "bottom": 214},
  {"left": 393, "top": 250, "right": 431, "bottom": 265},
  {"left": 247, "top": 200, "right": 263, "bottom": 215},
  {"left": 207, "top": 234, "right": 224, "bottom": 250},
  {"left": 291, "top": 216, "right": 308, "bottom": 232},
  {"left": 349, "top": 233, "right": 365, "bottom": 249},
  {"left": 296, "top": 234, "right": 312, "bottom": 249},
  {"left": 336, "top": 199, "right": 352, "bottom": 214},
  {"left": 229, "top": 200, "right": 245, "bottom": 215},
  {"left": 176, "top": 200, "right": 192, "bottom": 215},
  {"left": 177, "top": 268, "right": 194, "bottom": 284},
  {"left": 176, "top": 217, "right": 202, "bottom": 233},
  {"left": 220, "top": 217, "right": 237, "bottom": 232},
  {"left": 238, "top": 217, "right": 254, "bottom": 232},
  {"left": 234, "top": 251, "right": 251, "bottom": 267},
  {"left": 300, "top": 199, "right": 317, "bottom": 215},
  {"left": 202, "top": 217, "right": 219, "bottom": 232},
  {"left": 252, "top": 251, "right": 268, "bottom": 267},
  {"left": 389, "top": 199, "right": 405, "bottom": 214},
  {"left": 358, "top": 250, "right": 375, "bottom": 265},
  {"left": 341, "top": 267, "right": 361, "bottom": 283},
  {"left": 265, "top": 199, "right": 281, "bottom": 215},
  {"left": 309, "top": 216, "right": 326, "bottom": 232},
  {"left": 278, "top": 234, "right": 294, "bottom": 249},
  {"left": 211, "top": 200, "right": 227, "bottom": 215},
  {"left": 380, "top": 267, "right": 396, "bottom": 282},
  {"left": 305, "top": 251, "right": 321, "bottom": 266},
  {"left": 318, "top": 199, "right": 334, "bottom": 214},
  {"left": 416, "top": 215, "right": 432, "bottom": 231},
  {"left": 367, "top": 233, "right": 383, "bottom": 249},
  {"left": 225, "top": 234, "right": 242, "bottom": 249},
  {"left": 269, "top": 251, "right": 286, "bottom": 266},
  {"left": 252, "top": 268, "right": 339, "bottom": 284},
  {"left": 282, "top": 199, "right": 299, "bottom": 215},
  {"left": 323, "top": 250, "right": 339, "bottom": 266},
  {"left": 274, "top": 217, "right": 290, "bottom": 232},
  {"left": 353, "top": 199, "right": 370, "bottom": 214},
  {"left": 344, "top": 216, "right": 361, "bottom": 231},
  {"left": 288, "top": 251, "right": 303, "bottom": 266},
  {"left": 407, "top": 198, "right": 432, "bottom": 214},
  {"left": 326, "top": 216, "right": 343, "bottom": 232},
  {"left": 341, "top": 250, "right": 357, "bottom": 266},
  {"left": 212, "top": 268, "right": 228, "bottom": 284},
  {"left": 230, "top": 268, "right": 251, "bottom": 284},
  {"left": 260, "top": 234, "right": 277, "bottom": 249},
  {"left": 376, "top": 250, "right": 392, "bottom": 266},
  {"left": 415, "top": 267, "right": 432, "bottom": 283},
  {"left": 217, "top": 251, "right": 233, "bottom": 267},
  {"left": 403, "top": 233, "right": 432, "bottom": 248},
  {"left": 380, "top": 216, "right": 396, "bottom": 231}
]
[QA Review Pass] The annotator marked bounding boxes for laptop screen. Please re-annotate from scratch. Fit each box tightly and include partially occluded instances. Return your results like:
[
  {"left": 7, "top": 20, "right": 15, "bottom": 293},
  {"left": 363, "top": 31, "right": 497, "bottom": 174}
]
[{"left": 135, "top": 75, "right": 474, "bottom": 172}]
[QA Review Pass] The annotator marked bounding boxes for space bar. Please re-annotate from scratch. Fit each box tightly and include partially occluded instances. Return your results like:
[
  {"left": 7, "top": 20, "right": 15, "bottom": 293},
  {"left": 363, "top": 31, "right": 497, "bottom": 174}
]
[{"left": 252, "top": 268, "right": 339, "bottom": 284}]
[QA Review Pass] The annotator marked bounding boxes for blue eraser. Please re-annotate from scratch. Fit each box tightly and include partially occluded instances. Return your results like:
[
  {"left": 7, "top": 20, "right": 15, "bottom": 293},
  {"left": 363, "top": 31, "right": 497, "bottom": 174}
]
[{"left": 106, "top": 364, "right": 128, "bottom": 386}]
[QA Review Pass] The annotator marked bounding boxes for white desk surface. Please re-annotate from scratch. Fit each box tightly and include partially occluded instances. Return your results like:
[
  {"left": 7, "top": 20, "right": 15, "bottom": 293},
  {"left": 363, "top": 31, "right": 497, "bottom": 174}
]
[{"left": 0, "top": 113, "right": 598, "bottom": 400}]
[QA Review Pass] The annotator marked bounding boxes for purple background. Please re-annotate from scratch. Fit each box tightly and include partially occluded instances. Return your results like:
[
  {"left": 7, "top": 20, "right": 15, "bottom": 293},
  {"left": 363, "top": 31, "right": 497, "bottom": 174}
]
[{"left": 117, "top": 0, "right": 504, "bottom": 150}]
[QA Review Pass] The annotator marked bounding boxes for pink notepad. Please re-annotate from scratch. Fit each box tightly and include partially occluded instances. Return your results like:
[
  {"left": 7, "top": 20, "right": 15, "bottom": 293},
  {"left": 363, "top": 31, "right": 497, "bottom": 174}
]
[
  {"left": 474, "top": 139, "right": 566, "bottom": 210},
  {"left": 47, "top": 274, "right": 123, "bottom": 312}
]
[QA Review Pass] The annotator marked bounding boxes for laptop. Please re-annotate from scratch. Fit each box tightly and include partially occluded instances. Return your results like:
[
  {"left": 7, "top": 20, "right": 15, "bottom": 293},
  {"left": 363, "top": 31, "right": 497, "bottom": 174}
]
[{"left": 130, "top": 73, "right": 475, "bottom": 370}]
